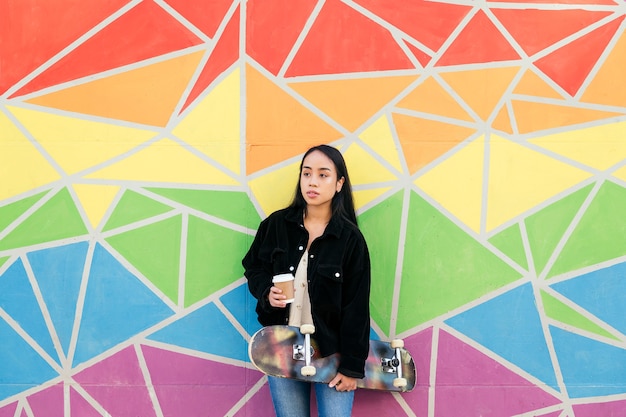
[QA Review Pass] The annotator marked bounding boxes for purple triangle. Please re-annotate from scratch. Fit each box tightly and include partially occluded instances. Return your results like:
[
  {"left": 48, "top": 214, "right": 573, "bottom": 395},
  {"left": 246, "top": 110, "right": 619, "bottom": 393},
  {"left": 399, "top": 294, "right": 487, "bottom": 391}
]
[
  {"left": 28, "top": 383, "right": 64, "bottom": 417},
  {"left": 573, "top": 399, "right": 626, "bottom": 416}
]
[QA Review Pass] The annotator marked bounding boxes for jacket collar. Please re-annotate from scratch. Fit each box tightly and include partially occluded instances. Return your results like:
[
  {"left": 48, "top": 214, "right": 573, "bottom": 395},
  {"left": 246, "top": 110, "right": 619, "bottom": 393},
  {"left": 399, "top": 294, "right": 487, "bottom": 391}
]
[{"left": 285, "top": 206, "right": 343, "bottom": 239}]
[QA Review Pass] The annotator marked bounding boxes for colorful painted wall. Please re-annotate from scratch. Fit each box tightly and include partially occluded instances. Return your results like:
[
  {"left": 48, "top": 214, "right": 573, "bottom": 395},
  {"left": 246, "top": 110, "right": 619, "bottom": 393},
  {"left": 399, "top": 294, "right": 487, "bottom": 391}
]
[{"left": 1, "top": 0, "right": 626, "bottom": 416}]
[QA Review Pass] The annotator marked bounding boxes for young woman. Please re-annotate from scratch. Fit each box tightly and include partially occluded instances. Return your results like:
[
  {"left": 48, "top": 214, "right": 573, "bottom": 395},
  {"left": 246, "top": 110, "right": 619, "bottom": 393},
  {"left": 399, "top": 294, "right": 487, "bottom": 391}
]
[{"left": 243, "top": 145, "right": 371, "bottom": 416}]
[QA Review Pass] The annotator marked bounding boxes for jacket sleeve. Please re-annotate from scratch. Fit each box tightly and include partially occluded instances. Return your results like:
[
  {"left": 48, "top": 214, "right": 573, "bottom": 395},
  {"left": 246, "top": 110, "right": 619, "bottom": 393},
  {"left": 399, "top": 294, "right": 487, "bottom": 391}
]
[
  {"left": 242, "top": 217, "right": 274, "bottom": 313},
  {"left": 337, "top": 231, "right": 371, "bottom": 378}
]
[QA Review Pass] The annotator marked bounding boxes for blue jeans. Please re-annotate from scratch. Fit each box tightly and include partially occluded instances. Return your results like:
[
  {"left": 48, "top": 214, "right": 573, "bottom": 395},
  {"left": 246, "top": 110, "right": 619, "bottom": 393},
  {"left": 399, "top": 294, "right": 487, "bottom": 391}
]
[{"left": 268, "top": 376, "right": 355, "bottom": 417}]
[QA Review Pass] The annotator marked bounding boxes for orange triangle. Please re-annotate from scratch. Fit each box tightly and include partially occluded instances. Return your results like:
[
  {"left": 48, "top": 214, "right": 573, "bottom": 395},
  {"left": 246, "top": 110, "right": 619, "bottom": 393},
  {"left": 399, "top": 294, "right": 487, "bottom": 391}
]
[
  {"left": 581, "top": 31, "right": 626, "bottom": 108},
  {"left": 288, "top": 74, "right": 418, "bottom": 132},
  {"left": 396, "top": 76, "right": 473, "bottom": 122},
  {"left": 392, "top": 113, "right": 476, "bottom": 174},
  {"left": 440, "top": 66, "right": 520, "bottom": 121},
  {"left": 26, "top": 51, "right": 204, "bottom": 127},
  {"left": 513, "top": 69, "right": 563, "bottom": 100},
  {"left": 245, "top": 65, "right": 343, "bottom": 174},
  {"left": 512, "top": 100, "right": 622, "bottom": 134},
  {"left": 492, "top": 105, "right": 513, "bottom": 134}
]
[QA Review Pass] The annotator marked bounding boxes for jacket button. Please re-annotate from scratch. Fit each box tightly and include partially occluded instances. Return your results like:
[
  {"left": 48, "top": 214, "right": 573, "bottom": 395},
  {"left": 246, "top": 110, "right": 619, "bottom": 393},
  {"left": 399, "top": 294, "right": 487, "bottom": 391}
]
[
  {"left": 298, "top": 245, "right": 304, "bottom": 251},
  {"left": 310, "top": 254, "right": 314, "bottom": 259},
  {"left": 289, "top": 266, "right": 295, "bottom": 271},
  {"left": 335, "top": 272, "right": 340, "bottom": 277}
]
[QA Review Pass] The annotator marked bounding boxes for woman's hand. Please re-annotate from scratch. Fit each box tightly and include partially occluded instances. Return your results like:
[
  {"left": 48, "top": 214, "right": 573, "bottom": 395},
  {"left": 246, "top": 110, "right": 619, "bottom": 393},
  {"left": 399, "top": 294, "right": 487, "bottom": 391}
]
[
  {"left": 268, "top": 286, "right": 288, "bottom": 308},
  {"left": 328, "top": 373, "right": 357, "bottom": 392}
]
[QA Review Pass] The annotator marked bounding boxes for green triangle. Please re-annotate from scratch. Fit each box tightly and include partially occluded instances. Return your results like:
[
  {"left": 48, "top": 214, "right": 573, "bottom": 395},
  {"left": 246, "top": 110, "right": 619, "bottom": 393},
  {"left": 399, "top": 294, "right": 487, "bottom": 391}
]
[
  {"left": 358, "top": 191, "right": 403, "bottom": 337},
  {"left": 398, "top": 191, "right": 522, "bottom": 333},
  {"left": 548, "top": 181, "right": 626, "bottom": 279},
  {"left": 184, "top": 215, "right": 249, "bottom": 307},
  {"left": 146, "top": 188, "right": 262, "bottom": 229},
  {"left": 540, "top": 290, "right": 620, "bottom": 341},
  {"left": 103, "top": 190, "right": 173, "bottom": 232},
  {"left": 0, "top": 188, "right": 88, "bottom": 251},
  {"left": 0, "top": 256, "right": 9, "bottom": 269},
  {"left": 488, "top": 223, "right": 528, "bottom": 270},
  {"left": 525, "top": 184, "right": 593, "bottom": 276},
  {"left": 106, "top": 215, "right": 182, "bottom": 303},
  {"left": 0, "top": 191, "right": 47, "bottom": 232}
]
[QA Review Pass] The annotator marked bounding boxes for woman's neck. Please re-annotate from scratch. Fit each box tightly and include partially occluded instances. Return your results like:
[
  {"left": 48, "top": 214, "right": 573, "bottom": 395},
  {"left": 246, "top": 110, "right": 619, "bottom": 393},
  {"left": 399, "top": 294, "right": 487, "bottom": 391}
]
[{"left": 304, "top": 205, "right": 332, "bottom": 225}]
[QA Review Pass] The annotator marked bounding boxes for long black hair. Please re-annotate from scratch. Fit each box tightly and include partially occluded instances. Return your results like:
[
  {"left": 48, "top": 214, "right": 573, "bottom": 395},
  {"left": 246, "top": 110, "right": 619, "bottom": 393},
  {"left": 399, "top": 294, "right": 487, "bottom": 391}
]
[{"left": 288, "top": 144, "right": 358, "bottom": 226}]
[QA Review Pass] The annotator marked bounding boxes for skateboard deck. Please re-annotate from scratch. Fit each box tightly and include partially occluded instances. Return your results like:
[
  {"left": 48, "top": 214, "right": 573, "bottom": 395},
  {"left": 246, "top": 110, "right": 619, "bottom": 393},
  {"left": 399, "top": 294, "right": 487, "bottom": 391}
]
[{"left": 249, "top": 325, "right": 416, "bottom": 392}]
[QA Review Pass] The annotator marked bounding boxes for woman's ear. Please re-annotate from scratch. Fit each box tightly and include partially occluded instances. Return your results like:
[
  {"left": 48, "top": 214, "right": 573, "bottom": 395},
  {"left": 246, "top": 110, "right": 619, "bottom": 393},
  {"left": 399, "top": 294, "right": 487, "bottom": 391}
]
[{"left": 336, "top": 176, "right": 345, "bottom": 193}]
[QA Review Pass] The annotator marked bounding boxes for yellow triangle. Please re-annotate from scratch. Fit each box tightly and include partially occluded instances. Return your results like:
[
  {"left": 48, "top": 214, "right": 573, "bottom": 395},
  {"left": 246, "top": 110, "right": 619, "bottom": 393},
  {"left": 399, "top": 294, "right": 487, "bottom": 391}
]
[
  {"left": 7, "top": 106, "right": 157, "bottom": 175},
  {"left": 288, "top": 74, "right": 418, "bottom": 131},
  {"left": 354, "top": 187, "right": 392, "bottom": 212},
  {"left": 415, "top": 137, "right": 485, "bottom": 233},
  {"left": 440, "top": 66, "right": 520, "bottom": 121},
  {"left": 359, "top": 116, "right": 403, "bottom": 173},
  {"left": 487, "top": 135, "right": 592, "bottom": 231},
  {"left": 173, "top": 68, "right": 241, "bottom": 175},
  {"left": 343, "top": 143, "right": 396, "bottom": 186},
  {"left": 0, "top": 109, "right": 60, "bottom": 200},
  {"left": 529, "top": 120, "right": 626, "bottom": 171},
  {"left": 249, "top": 162, "right": 300, "bottom": 217},
  {"left": 612, "top": 165, "right": 626, "bottom": 182},
  {"left": 72, "top": 184, "right": 120, "bottom": 229},
  {"left": 85, "top": 138, "right": 239, "bottom": 185}
]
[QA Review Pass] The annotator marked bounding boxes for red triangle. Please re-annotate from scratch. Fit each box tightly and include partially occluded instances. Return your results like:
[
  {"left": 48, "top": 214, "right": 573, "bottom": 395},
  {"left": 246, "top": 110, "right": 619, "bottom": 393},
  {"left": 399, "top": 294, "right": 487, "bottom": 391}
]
[
  {"left": 535, "top": 17, "right": 624, "bottom": 97},
  {"left": 246, "top": 0, "right": 318, "bottom": 75},
  {"left": 0, "top": 0, "right": 128, "bottom": 95},
  {"left": 180, "top": 6, "right": 240, "bottom": 112},
  {"left": 163, "top": 0, "right": 233, "bottom": 38},
  {"left": 285, "top": 0, "right": 414, "bottom": 76},
  {"left": 490, "top": 0, "right": 615, "bottom": 4},
  {"left": 11, "top": 1, "right": 203, "bottom": 98},
  {"left": 353, "top": 0, "right": 471, "bottom": 52},
  {"left": 437, "top": 10, "right": 520, "bottom": 66},
  {"left": 492, "top": 8, "right": 613, "bottom": 56},
  {"left": 404, "top": 41, "right": 431, "bottom": 68}
]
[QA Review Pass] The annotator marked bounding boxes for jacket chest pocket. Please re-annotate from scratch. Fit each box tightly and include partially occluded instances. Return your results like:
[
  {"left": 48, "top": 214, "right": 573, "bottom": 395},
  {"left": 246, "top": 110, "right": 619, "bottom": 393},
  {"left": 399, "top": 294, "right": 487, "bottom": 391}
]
[{"left": 312, "top": 264, "right": 343, "bottom": 310}]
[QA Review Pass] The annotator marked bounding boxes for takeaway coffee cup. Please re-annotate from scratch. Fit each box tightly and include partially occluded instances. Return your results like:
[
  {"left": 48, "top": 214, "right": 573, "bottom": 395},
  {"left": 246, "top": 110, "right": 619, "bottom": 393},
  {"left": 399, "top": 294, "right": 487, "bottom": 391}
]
[{"left": 273, "top": 273, "right": 295, "bottom": 304}]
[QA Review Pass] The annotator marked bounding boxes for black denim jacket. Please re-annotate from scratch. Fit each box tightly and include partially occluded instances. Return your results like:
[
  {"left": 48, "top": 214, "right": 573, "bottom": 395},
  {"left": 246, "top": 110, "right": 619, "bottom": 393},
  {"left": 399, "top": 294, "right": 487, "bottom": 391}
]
[{"left": 243, "top": 206, "right": 371, "bottom": 378}]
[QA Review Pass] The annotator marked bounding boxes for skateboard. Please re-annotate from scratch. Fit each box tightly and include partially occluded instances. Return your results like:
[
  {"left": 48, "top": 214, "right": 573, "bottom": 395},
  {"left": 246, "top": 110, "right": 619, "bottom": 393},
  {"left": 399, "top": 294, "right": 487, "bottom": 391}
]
[{"left": 249, "top": 324, "right": 416, "bottom": 392}]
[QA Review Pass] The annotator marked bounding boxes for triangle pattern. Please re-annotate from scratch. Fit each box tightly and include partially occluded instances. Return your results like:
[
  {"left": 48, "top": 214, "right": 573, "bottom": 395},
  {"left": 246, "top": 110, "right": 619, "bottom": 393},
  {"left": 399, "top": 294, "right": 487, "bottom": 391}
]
[
  {"left": 358, "top": 191, "right": 403, "bottom": 336},
  {"left": 398, "top": 192, "right": 521, "bottom": 332},
  {"left": 12, "top": 0, "right": 203, "bottom": 97},
  {"left": 165, "top": 0, "right": 233, "bottom": 38},
  {"left": 446, "top": 284, "right": 559, "bottom": 389},
  {"left": 513, "top": 69, "right": 564, "bottom": 99},
  {"left": 343, "top": 143, "right": 396, "bottom": 186},
  {"left": 175, "top": 68, "right": 241, "bottom": 175},
  {"left": 396, "top": 76, "right": 473, "bottom": 122},
  {"left": 0, "top": 192, "right": 46, "bottom": 233},
  {"left": 437, "top": 11, "right": 520, "bottom": 66},
  {"left": 492, "top": 8, "right": 613, "bottom": 56},
  {"left": 440, "top": 66, "right": 520, "bottom": 121},
  {"left": 219, "top": 283, "right": 262, "bottom": 337},
  {"left": 27, "top": 383, "right": 63, "bottom": 417},
  {"left": 573, "top": 399, "right": 626, "bottom": 417},
  {"left": 488, "top": 223, "right": 528, "bottom": 270},
  {"left": 103, "top": 190, "right": 174, "bottom": 232},
  {"left": 353, "top": 0, "right": 472, "bottom": 52},
  {"left": 492, "top": 105, "right": 514, "bottom": 134},
  {"left": 179, "top": 6, "right": 240, "bottom": 112},
  {"left": 353, "top": 187, "right": 392, "bottom": 212},
  {"left": 394, "top": 113, "right": 476, "bottom": 175},
  {"left": 26, "top": 51, "right": 205, "bottom": 127},
  {"left": 435, "top": 329, "right": 560, "bottom": 415},
  {"left": 74, "top": 346, "right": 157, "bottom": 417},
  {"left": 359, "top": 115, "right": 403, "bottom": 173},
  {"left": 85, "top": 138, "right": 239, "bottom": 185},
  {"left": 0, "top": 111, "right": 60, "bottom": 201},
  {"left": 581, "top": 31, "right": 626, "bottom": 107},
  {"left": 245, "top": 65, "right": 343, "bottom": 174},
  {"left": 73, "top": 244, "right": 174, "bottom": 366},
  {"left": 72, "top": 184, "right": 120, "bottom": 229},
  {"left": 69, "top": 387, "right": 103, "bottom": 417},
  {"left": 534, "top": 17, "right": 623, "bottom": 96},
  {"left": 285, "top": 0, "right": 414, "bottom": 76},
  {"left": 486, "top": 135, "right": 592, "bottom": 232},
  {"left": 511, "top": 99, "right": 622, "bottom": 134},
  {"left": 289, "top": 74, "right": 418, "bottom": 132},
  {"left": 7, "top": 105, "right": 157, "bottom": 175},
  {"left": 249, "top": 161, "right": 301, "bottom": 216}
]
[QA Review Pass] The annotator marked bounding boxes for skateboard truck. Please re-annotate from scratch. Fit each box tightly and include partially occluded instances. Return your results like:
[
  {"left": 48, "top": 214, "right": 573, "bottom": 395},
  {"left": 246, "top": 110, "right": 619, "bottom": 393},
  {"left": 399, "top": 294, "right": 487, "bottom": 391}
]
[
  {"left": 298, "top": 324, "right": 316, "bottom": 376},
  {"left": 383, "top": 339, "right": 407, "bottom": 389}
]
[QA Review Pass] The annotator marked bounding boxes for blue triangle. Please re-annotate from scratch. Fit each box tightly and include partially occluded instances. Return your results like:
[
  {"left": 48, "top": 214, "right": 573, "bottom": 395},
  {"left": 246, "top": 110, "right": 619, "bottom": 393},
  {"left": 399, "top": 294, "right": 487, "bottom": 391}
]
[
  {"left": 73, "top": 244, "right": 174, "bottom": 366},
  {"left": 445, "top": 283, "right": 559, "bottom": 390},
  {"left": 551, "top": 325, "right": 626, "bottom": 398},
  {"left": 0, "top": 258, "right": 58, "bottom": 364},
  {"left": 0, "top": 317, "right": 58, "bottom": 401},
  {"left": 148, "top": 302, "right": 248, "bottom": 362},
  {"left": 551, "top": 261, "right": 626, "bottom": 335},
  {"left": 28, "top": 242, "right": 88, "bottom": 356},
  {"left": 219, "top": 282, "right": 262, "bottom": 337}
]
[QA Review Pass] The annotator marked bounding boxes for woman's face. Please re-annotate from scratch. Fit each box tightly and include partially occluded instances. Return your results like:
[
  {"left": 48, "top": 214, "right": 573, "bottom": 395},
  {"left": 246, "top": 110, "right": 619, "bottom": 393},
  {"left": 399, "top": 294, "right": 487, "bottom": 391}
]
[{"left": 300, "top": 150, "right": 344, "bottom": 211}]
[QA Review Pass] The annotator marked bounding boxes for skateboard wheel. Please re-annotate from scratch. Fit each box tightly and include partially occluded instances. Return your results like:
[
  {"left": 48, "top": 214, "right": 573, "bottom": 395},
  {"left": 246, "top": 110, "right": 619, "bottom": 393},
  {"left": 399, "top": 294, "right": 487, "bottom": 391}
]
[
  {"left": 390, "top": 339, "right": 404, "bottom": 349},
  {"left": 301, "top": 365, "right": 316, "bottom": 376},
  {"left": 300, "top": 324, "right": 315, "bottom": 335},
  {"left": 393, "top": 377, "right": 407, "bottom": 388}
]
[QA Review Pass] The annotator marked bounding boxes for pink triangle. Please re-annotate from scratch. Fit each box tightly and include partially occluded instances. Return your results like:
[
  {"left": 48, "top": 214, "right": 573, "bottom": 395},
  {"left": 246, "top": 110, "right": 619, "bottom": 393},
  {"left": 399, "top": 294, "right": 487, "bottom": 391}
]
[
  {"left": 232, "top": 383, "right": 274, "bottom": 417},
  {"left": 74, "top": 346, "right": 156, "bottom": 417},
  {"left": 70, "top": 387, "right": 105, "bottom": 417},
  {"left": 0, "top": 402, "right": 18, "bottom": 417},
  {"left": 142, "top": 345, "right": 264, "bottom": 417},
  {"left": 573, "top": 399, "right": 626, "bottom": 416},
  {"left": 399, "top": 327, "right": 434, "bottom": 416},
  {"left": 28, "top": 382, "right": 64, "bottom": 417},
  {"left": 435, "top": 330, "right": 559, "bottom": 417}
]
